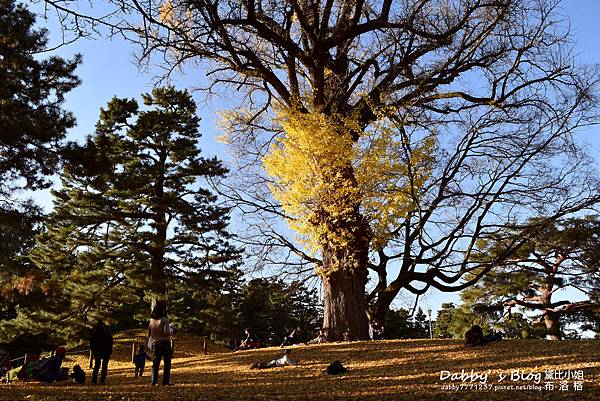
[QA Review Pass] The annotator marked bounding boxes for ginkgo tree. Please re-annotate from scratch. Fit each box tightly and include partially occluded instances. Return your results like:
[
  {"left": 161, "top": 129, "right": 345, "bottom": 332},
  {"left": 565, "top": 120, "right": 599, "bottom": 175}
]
[{"left": 46, "top": 0, "right": 600, "bottom": 340}]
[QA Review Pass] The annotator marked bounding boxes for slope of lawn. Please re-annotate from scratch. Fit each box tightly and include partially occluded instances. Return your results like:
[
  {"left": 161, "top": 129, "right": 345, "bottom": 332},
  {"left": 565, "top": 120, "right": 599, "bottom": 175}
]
[{"left": 2, "top": 330, "right": 599, "bottom": 401}]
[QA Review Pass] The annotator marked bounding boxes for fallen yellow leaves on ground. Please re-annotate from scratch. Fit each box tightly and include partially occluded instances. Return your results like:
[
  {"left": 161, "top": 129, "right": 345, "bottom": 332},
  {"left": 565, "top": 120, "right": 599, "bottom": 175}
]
[{"left": 2, "top": 334, "right": 599, "bottom": 401}]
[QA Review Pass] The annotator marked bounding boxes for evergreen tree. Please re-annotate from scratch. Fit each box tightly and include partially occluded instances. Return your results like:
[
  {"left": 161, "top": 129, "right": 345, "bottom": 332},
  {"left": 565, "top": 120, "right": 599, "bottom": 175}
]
[
  {"left": 438, "top": 299, "right": 546, "bottom": 340},
  {"left": 385, "top": 308, "right": 414, "bottom": 339},
  {"left": 169, "top": 264, "right": 243, "bottom": 342},
  {"left": 0, "top": 202, "right": 44, "bottom": 321},
  {"left": 235, "top": 278, "right": 321, "bottom": 345},
  {"left": 433, "top": 303, "right": 455, "bottom": 339},
  {"left": 8, "top": 87, "right": 240, "bottom": 341},
  {"left": 466, "top": 216, "right": 600, "bottom": 340},
  {"left": 412, "top": 308, "right": 430, "bottom": 339},
  {"left": 0, "top": 0, "right": 80, "bottom": 196},
  {"left": 0, "top": 0, "right": 79, "bottom": 337}
]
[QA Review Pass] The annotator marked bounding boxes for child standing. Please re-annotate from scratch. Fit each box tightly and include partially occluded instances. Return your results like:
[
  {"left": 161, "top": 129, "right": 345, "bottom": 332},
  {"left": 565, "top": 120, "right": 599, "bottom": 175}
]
[{"left": 134, "top": 344, "right": 152, "bottom": 378}]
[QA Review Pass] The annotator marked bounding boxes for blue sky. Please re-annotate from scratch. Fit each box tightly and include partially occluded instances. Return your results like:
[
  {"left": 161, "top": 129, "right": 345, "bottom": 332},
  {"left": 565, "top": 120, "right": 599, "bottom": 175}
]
[{"left": 28, "top": 0, "right": 600, "bottom": 319}]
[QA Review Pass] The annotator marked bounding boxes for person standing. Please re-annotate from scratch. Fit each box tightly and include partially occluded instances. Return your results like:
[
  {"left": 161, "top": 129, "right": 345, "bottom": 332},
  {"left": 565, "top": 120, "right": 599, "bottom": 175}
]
[
  {"left": 134, "top": 344, "right": 152, "bottom": 378},
  {"left": 90, "top": 321, "right": 113, "bottom": 384},
  {"left": 148, "top": 303, "right": 173, "bottom": 385}
]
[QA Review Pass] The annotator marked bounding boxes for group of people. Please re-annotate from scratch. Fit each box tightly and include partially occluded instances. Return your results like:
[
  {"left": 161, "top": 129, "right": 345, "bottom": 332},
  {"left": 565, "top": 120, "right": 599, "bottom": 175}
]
[
  {"left": 5, "top": 347, "right": 69, "bottom": 383},
  {"left": 88, "top": 303, "right": 174, "bottom": 385},
  {"left": 4, "top": 314, "right": 502, "bottom": 385},
  {"left": 4, "top": 303, "right": 174, "bottom": 386},
  {"left": 234, "top": 327, "right": 328, "bottom": 352}
]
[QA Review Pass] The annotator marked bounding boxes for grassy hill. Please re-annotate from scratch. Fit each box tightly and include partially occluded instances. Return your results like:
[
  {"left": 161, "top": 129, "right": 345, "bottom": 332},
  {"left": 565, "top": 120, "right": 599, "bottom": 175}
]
[{"left": 3, "top": 331, "right": 599, "bottom": 400}]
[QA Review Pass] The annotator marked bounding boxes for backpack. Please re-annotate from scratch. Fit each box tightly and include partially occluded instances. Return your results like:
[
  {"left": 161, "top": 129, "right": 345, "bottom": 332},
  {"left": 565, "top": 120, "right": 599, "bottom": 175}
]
[
  {"left": 70, "top": 364, "right": 86, "bottom": 384},
  {"left": 325, "top": 360, "right": 348, "bottom": 375}
]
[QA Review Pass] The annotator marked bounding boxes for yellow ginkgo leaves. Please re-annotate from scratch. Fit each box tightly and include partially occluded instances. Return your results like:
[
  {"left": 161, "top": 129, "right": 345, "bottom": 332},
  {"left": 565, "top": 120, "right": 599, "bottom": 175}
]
[{"left": 262, "top": 106, "right": 435, "bottom": 262}]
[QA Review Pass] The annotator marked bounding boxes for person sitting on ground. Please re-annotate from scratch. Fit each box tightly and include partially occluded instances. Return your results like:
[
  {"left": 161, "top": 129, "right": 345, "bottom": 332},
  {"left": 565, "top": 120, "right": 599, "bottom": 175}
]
[
  {"left": 134, "top": 344, "right": 152, "bottom": 378},
  {"left": 308, "top": 329, "right": 328, "bottom": 345},
  {"left": 465, "top": 325, "right": 502, "bottom": 347},
  {"left": 370, "top": 322, "right": 385, "bottom": 340},
  {"left": 17, "top": 349, "right": 42, "bottom": 381},
  {"left": 250, "top": 349, "right": 298, "bottom": 369},
  {"left": 36, "top": 346, "right": 68, "bottom": 382},
  {"left": 235, "top": 328, "right": 259, "bottom": 351},
  {"left": 0, "top": 346, "right": 11, "bottom": 379},
  {"left": 280, "top": 326, "right": 306, "bottom": 347},
  {"left": 6, "top": 349, "right": 41, "bottom": 382}
]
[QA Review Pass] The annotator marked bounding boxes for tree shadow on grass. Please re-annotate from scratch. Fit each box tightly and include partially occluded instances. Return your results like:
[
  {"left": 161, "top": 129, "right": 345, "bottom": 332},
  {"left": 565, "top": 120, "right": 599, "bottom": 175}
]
[{"left": 3, "top": 339, "right": 599, "bottom": 401}]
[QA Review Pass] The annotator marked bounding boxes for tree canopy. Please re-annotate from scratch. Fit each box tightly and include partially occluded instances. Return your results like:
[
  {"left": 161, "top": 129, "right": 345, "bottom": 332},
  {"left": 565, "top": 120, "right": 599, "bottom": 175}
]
[
  {"left": 0, "top": 0, "right": 80, "bottom": 197},
  {"left": 3, "top": 87, "right": 241, "bottom": 341},
  {"left": 463, "top": 216, "right": 600, "bottom": 340},
  {"left": 42, "top": 0, "right": 600, "bottom": 339},
  {"left": 0, "top": 0, "right": 80, "bottom": 342}
]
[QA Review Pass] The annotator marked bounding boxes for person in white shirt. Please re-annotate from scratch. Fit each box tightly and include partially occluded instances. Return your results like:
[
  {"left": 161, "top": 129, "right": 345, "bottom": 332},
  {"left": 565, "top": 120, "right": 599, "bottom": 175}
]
[
  {"left": 148, "top": 303, "right": 173, "bottom": 385},
  {"left": 250, "top": 349, "right": 298, "bottom": 369}
]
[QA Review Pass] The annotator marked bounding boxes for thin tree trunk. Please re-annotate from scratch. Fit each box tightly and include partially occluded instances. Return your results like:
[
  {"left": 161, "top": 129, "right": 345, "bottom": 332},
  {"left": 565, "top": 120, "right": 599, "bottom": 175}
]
[{"left": 150, "top": 151, "right": 168, "bottom": 311}]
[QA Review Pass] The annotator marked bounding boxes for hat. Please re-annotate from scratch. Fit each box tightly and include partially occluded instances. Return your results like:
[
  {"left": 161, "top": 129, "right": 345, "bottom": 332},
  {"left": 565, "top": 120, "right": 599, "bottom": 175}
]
[{"left": 55, "top": 346, "right": 66, "bottom": 355}]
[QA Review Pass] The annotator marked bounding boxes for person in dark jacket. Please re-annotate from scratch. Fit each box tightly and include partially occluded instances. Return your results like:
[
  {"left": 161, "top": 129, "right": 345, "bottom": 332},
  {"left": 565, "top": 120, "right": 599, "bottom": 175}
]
[
  {"left": 37, "top": 347, "right": 68, "bottom": 382},
  {"left": 465, "top": 325, "right": 502, "bottom": 347},
  {"left": 134, "top": 344, "right": 152, "bottom": 378},
  {"left": 280, "top": 327, "right": 305, "bottom": 347},
  {"left": 90, "top": 321, "right": 113, "bottom": 384}
]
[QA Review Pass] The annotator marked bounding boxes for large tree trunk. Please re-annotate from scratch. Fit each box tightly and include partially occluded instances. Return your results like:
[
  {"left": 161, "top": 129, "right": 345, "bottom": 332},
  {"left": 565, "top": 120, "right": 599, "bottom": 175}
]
[
  {"left": 321, "top": 229, "right": 370, "bottom": 341},
  {"left": 543, "top": 310, "right": 562, "bottom": 340},
  {"left": 322, "top": 266, "right": 369, "bottom": 341}
]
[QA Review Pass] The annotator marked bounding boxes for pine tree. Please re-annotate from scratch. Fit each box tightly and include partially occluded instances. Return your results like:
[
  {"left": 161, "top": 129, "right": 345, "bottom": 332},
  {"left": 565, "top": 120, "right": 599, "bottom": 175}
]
[
  {"left": 384, "top": 308, "right": 414, "bottom": 339},
  {"left": 0, "top": 0, "right": 80, "bottom": 195},
  {"left": 0, "top": 0, "right": 79, "bottom": 342},
  {"left": 169, "top": 264, "right": 243, "bottom": 342},
  {"left": 12, "top": 87, "right": 240, "bottom": 341},
  {"left": 412, "top": 308, "right": 430, "bottom": 339},
  {"left": 235, "top": 278, "right": 321, "bottom": 345},
  {"left": 464, "top": 216, "right": 600, "bottom": 340},
  {"left": 0, "top": 202, "right": 44, "bottom": 322},
  {"left": 433, "top": 303, "right": 455, "bottom": 339}
]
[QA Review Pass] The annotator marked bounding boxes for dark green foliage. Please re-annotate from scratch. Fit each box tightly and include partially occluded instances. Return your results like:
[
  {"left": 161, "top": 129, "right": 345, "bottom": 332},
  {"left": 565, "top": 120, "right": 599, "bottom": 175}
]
[
  {"left": 412, "top": 308, "right": 430, "bottom": 338},
  {"left": 433, "top": 303, "right": 455, "bottom": 339},
  {"left": 385, "top": 307, "right": 430, "bottom": 339},
  {"left": 0, "top": 202, "right": 46, "bottom": 325},
  {"left": 234, "top": 278, "right": 322, "bottom": 345},
  {"left": 430, "top": 303, "right": 545, "bottom": 340},
  {"left": 464, "top": 216, "right": 600, "bottom": 339},
  {"left": 7, "top": 87, "right": 240, "bottom": 342},
  {"left": 169, "top": 265, "right": 243, "bottom": 343},
  {"left": 385, "top": 308, "right": 413, "bottom": 339},
  {"left": 0, "top": 0, "right": 79, "bottom": 343},
  {"left": 0, "top": 0, "right": 80, "bottom": 195}
]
